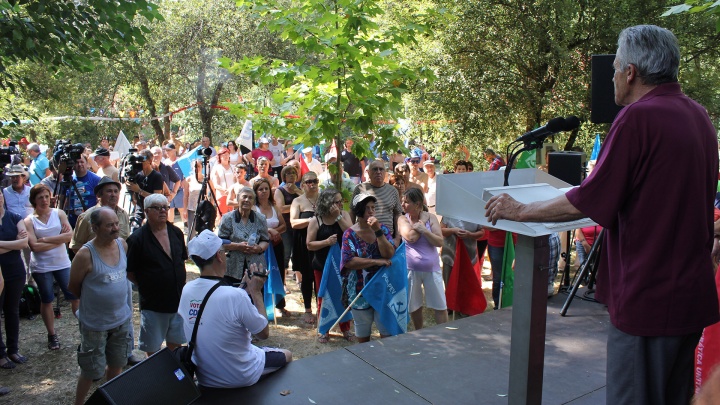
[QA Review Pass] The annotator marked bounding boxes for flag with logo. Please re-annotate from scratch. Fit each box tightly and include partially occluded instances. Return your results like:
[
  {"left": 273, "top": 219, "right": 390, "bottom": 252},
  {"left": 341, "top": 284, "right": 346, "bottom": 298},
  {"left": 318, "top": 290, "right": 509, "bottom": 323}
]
[
  {"left": 317, "top": 244, "right": 352, "bottom": 335},
  {"left": 360, "top": 243, "right": 408, "bottom": 336},
  {"left": 264, "top": 246, "right": 286, "bottom": 321},
  {"left": 446, "top": 237, "right": 487, "bottom": 315},
  {"left": 499, "top": 232, "right": 516, "bottom": 308},
  {"left": 175, "top": 145, "right": 202, "bottom": 178}
]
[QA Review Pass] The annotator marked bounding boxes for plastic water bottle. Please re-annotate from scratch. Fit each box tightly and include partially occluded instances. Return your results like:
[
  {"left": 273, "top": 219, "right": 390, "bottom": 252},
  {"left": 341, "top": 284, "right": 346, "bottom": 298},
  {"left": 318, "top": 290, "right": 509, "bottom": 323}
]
[{"left": 247, "top": 232, "right": 258, "bottom": 246}]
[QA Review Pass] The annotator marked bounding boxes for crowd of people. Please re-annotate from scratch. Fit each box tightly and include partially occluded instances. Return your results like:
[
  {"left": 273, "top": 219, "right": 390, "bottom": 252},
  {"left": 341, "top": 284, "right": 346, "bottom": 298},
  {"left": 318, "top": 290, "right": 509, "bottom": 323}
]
[{"left": 0, "top": 23, "right": 718, "bottom": 405}]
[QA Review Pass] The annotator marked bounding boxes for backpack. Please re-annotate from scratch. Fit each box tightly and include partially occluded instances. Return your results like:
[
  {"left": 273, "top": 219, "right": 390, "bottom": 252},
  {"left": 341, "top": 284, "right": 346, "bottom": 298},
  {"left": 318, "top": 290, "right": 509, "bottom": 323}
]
[{"left": 19, "top": 284, "right": 41, "bottom": 319}]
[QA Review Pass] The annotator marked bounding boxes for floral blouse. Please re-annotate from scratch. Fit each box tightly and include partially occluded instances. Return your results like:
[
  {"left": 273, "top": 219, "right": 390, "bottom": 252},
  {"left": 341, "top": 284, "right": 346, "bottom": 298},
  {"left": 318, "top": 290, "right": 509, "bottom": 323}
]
[{"left": 340, "top": 224, "right": 393, "bottom": 310}]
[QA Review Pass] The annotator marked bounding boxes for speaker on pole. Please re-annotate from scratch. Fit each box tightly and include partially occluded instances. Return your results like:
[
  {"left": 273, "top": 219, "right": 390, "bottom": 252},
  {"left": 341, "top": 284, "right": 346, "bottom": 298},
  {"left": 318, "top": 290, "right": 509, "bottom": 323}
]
[
  {"left": 85, "top": 348, "right": 200, "bottom": 405},
  {"left": 548, "top": 151, "right": 584, "bottom": 186},
  {"left": 591, "top": 54, "right": 624, "bottom": 124}
]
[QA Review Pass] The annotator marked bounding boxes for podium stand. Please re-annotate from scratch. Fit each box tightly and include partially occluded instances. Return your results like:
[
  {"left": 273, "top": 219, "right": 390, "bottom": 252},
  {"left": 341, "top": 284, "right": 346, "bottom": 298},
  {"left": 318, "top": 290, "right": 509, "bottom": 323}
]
[{"left": 437, "top": 169, "right": 596, "bottom": 405}]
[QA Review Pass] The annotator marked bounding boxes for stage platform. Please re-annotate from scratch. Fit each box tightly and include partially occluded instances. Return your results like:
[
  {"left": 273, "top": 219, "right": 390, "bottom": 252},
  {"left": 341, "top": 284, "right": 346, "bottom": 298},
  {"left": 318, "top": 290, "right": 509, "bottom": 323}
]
[{"left": 196, "top": 291, "right": 609, "bottom": 404}]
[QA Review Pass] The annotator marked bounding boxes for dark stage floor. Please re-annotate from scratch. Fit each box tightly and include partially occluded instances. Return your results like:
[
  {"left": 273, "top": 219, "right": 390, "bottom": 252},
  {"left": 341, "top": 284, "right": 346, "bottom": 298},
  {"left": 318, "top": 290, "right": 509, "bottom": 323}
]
[{"left": 196, "top": 290, "right": 609, "bottom": 404}]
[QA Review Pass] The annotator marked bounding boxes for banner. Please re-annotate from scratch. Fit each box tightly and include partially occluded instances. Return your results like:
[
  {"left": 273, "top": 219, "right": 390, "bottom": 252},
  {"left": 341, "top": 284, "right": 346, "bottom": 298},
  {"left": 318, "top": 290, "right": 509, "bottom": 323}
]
[
  {"left": 317, "top": 244, "right": 353, "bottom": 334},
  {"left": 361, "top": 243, "right": 408, "bottom": 336},
  {"left": 175, "top": 146, "right": 202, "bottom": 178},
  {"left": 446, "top": 237, "right": 487, "bottom": 315},
  {"left": 236, "top": 120, "right": 253, "bottom": 154},
  {"left": 590, "top": 134, "right": 602, "bottom": 161},
  {"left": 264, "top": 245, "right": 286, "bottom": 321},
  {"left": 499, "top": 232, "right": 516, "bottom": 308},
  {"left": 114, "top": 130, "right": 132, "bottom": 155}
]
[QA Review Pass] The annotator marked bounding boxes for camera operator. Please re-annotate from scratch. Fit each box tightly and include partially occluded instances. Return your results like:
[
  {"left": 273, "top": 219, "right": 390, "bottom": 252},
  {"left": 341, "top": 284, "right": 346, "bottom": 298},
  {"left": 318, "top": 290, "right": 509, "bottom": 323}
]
[
  {"left": 67, "top": 155, "right": 101, "bottom": 228},
  {"left": 125, "top": 149, "right": 163, "bottom": 223}
]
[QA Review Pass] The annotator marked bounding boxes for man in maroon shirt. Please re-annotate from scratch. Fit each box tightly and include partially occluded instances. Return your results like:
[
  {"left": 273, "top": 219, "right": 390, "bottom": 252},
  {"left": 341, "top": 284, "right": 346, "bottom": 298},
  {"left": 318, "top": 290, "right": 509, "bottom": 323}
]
[{"left": 485, "top": 25, "right": 719, "bottom": 404}]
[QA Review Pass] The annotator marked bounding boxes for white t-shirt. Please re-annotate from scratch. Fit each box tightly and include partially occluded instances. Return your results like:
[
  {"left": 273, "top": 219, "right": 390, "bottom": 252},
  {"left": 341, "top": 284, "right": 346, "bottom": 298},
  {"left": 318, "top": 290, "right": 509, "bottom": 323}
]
[
  {"left": 268, "top": 142, "right": 284, "bottom": 167},
  {"left": 178, "top": 278, "right": 268, "bottom": 388}
]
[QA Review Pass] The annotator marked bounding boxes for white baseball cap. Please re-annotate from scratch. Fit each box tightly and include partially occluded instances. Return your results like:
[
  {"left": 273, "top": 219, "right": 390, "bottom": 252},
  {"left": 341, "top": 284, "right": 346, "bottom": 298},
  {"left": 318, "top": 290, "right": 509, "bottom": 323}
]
[{"left": 188, "top": 230, "right": 229, "bottom": 260}]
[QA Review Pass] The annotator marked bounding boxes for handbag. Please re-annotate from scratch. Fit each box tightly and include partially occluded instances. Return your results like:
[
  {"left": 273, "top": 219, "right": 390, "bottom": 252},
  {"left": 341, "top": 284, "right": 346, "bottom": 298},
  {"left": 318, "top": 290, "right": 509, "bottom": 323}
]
[{"left": 173, "top": 280, "right": 224, "bottom": 379}]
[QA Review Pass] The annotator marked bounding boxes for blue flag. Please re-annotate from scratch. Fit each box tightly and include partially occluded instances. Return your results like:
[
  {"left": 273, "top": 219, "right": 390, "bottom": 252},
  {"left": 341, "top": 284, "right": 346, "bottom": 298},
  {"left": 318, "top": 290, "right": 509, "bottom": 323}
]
[
  {"left": 317, "top": 244, "right": 353, "bottom": 335},
  {"left": 175, "top": 146, "right": 202, "bottom": 178},
  {"left": 360, "top": 243, "right": 408, "bottom": 336},
  {"left": 264, "top": 246, "right": 285, "bottom": 321},
  {"left": 590, "top": 134, "right": 602, "bottom": 161}
]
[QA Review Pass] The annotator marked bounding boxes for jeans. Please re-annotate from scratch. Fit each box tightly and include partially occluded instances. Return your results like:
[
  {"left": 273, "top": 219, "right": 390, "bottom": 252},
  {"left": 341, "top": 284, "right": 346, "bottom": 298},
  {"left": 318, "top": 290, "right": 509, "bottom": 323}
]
[
  {"left": 487, "top": 245, "right": 504, "bottom": 309},
  {"left": 0, "top": 276, "right": 25, "bottom": 357}
]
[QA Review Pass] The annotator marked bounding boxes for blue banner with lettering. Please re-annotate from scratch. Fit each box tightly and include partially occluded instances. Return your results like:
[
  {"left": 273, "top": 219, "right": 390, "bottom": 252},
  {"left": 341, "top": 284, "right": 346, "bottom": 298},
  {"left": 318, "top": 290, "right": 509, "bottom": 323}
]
[{"left": 360, "top": 243, "right": 408, "bottom": 336}]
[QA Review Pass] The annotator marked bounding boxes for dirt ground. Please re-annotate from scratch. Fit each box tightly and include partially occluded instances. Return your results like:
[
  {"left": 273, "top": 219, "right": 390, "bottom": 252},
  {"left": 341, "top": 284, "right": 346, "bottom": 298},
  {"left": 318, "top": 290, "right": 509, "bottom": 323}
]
[{"left": 0, "top": 247, "right": 566, "bottom": 405}]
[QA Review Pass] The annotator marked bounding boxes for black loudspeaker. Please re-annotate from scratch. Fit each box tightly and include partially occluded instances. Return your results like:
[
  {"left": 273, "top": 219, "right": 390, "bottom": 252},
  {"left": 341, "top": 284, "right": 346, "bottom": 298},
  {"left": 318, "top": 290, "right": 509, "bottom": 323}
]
[
  {"left": 86, "top": 348, "right": 200, "bottom": 405},
  {"left": 548, "top": 151, "right": 584, "bottom": 186},
  {"left": 591, "top": 54, "right": 624, "bottom": 124}
]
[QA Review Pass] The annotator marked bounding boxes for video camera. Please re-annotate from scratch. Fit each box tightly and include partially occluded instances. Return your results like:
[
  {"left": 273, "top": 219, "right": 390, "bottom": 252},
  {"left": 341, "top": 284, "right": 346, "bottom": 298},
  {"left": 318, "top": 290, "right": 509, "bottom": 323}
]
[
  {"left": 119, "top": 148, "right": 147, "bottom": 183},
  {"left": 197, "top": 147, "right": 213, "bottom": 157},
  {"left": 53, "top": 140, "right": 85, "bottom": 171},
  {"left": 0, "top": 141, "right": 19, "bottom": 165}
]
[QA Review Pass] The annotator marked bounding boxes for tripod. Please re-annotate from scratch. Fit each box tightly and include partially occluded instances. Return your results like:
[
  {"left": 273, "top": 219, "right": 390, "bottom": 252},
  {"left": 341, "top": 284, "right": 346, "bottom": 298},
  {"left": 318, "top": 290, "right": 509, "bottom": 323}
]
[
  {"left": 187, "top": 155, "right": 222, "bottom": 243},
  {"left": 560, "top": 228, "right": 604, "bottom": 316},
  {"left": 52, "top": 163, "right": 87, "bottom": 214}
]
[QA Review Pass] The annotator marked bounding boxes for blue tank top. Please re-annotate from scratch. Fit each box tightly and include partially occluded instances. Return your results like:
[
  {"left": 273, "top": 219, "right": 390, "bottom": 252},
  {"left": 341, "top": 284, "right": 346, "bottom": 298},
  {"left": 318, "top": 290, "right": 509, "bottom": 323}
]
[{"left": 79, "top": 239, "right": 132, "bottom": 331}]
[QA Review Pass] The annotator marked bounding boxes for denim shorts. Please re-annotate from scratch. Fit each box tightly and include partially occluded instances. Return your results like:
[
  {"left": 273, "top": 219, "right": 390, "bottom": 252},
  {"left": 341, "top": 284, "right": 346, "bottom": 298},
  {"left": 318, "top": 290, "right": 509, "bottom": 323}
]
[
  {"left": 138, "top": 310, "right": 187, "bottom": 352},
  {"left": 32, "top": 268, "right": 77, "bottom": 304},
  {"left": 77, "top": 320, "right": 131, "bottom": 380},
  {"left": 351, "top": 307, "right": 390, "bottom": 338}
]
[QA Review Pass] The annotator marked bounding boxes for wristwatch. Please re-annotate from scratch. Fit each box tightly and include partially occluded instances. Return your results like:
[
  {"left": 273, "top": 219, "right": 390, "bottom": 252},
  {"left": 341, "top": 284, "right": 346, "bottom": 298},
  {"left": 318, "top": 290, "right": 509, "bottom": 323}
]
[{"left": 335, "top": 215, "right": 343, "bottom": 223}]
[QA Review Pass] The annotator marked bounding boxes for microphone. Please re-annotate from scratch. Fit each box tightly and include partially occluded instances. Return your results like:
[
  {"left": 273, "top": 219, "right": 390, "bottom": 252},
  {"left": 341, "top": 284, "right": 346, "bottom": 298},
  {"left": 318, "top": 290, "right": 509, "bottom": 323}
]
[
  {"left": 562, "top": 115, "right": 580, "bottom": 131},
  {"left": 515, "top": 117, "right": 567, "bottom": 143}
]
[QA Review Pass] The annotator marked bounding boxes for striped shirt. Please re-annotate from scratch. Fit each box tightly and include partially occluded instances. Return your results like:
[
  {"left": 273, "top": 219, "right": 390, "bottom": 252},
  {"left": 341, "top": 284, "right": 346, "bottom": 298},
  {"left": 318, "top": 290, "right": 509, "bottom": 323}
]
[{"left": 351, "top": 182, "right": 402, "bottom": 235}]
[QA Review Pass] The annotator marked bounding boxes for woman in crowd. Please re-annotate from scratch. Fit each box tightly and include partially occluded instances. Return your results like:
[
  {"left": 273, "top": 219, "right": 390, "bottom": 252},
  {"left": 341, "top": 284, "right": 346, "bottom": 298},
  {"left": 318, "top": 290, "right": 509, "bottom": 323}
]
[
  {"left": 0, "top": 190, "right": 29, "bottom": 368},
  {"left": 185, "top": 159, "right": 205, "bottom": 240},
  {"left": 24, "top": 184, "right": 77, "bottom": 351},
  {"left": 306, "top": 188, "right": 353, "bottom": 342},
  {"left": 210, "top": 147, "right": 235, "bottom": 216},
  {"left": 340, "top": 193, "right": 395, "bottom": 343},
  {"left": 280, "top": 141, "right": 297, "bottom": 166},
  {"left": 218, "top": 186, "right": 270, "bottom": 284},
  {"left": 290, "top": 172, "right": 319, "bottom": 324},
  {"left": 227, "top": 140, "right": 241, "bottom": 166},
  {"left": 397, "top": 188, "right": 447, "bottom": 330},
  {"left": 253, "top": 178, "right": 289, "bottom": 317},
  {"left": 275, "top": 166, "right": 302, "bottom": 277},
  {"left": 574, "top": 225, "right": 603, "bottom": 266},
  {"left": 389, "top": 174, "right": 406, "bottom": 201}
]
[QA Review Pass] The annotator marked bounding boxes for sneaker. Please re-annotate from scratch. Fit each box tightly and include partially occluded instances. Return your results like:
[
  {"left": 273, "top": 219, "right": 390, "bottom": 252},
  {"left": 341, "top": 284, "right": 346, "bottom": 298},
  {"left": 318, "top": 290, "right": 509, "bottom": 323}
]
[
  {"left": 47, "top": 334, "right": 60, "bottom": 350},
  {"left": 548, "top": 283, "right": 555, "bottom": 297},
  {"left": 127, "top": 351, "right": 145, "bottom": 365}
]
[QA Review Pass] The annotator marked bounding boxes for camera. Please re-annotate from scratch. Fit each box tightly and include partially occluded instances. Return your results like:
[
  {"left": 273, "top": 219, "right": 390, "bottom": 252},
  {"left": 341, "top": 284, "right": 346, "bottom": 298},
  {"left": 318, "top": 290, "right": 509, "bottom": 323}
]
[
  {"left": 119, "top": 149, "right": 147, "bottom": 183},
  {"left": 0, "top": 141, "right": 18, "bottom": 165},
  {"left": 53, "top": 140, "right": 85, "bottom": 171},
  {"left": 197, "top": 147, "right": 213, "bottom": 157}
]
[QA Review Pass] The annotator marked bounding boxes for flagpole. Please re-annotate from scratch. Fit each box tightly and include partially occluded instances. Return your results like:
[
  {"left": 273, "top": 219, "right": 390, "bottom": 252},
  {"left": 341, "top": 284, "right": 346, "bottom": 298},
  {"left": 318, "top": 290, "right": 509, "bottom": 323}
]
[
  {"left": 329, "top": 292, "right": 364, "bottom": 332},
  {"left": 272, "top": 293, "right": 277, "bottom": 326}
]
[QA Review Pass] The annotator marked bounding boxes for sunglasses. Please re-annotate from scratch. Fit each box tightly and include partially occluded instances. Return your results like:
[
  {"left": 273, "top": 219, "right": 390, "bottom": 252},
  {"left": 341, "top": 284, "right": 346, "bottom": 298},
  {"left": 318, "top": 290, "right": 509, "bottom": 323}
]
[
  {"left": 147, "top": 205, "right": 170, "bottom": 212},
  {"left": 410, "top": 159, "right": 420, "bottom": 164},
  {"left": 304, "top": 179, "right": 319, "bottom": 185}
]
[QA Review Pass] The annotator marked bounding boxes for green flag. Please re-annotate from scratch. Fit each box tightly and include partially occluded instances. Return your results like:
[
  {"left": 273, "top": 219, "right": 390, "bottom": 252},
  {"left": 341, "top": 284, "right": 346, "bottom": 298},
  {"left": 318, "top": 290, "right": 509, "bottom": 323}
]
[
  {"left": 499, "top": 232, "right": 515, "bottom": 308},
  {"left": 514, "top": 150, "right": 536, "bottom": 169}
]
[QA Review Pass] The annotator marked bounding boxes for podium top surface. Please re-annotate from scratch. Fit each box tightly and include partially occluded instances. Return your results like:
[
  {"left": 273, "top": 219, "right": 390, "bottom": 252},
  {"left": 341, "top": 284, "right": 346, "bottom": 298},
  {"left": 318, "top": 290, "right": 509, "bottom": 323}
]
[{"left": 436, "top": 170, "right": 596, "bottom": 236}]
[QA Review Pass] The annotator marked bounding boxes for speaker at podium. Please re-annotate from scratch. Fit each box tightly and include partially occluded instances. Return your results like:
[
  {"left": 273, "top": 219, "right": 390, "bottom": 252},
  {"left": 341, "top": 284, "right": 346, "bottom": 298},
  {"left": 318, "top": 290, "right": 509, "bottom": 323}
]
[{"left": 547, "top": 151, "right": 584, "bottom": 186}]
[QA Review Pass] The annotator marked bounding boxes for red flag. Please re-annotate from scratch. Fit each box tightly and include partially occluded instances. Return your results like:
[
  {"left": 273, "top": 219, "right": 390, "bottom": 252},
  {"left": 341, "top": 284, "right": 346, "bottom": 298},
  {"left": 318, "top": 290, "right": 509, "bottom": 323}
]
[
  {"left": 446, "top": 237, "right": 487, "bottom": 316},
  {"left": 473, "top": 249, "right": 485, "bottom": 280},
  {"left": 300, "top": 155, "right": 310, "bottom": 177}
]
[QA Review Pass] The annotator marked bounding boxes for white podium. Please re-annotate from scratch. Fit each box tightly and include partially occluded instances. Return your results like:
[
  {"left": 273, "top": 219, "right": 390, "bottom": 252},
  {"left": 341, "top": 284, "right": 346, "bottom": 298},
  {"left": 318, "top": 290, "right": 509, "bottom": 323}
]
[{"left": 437, "top": 169, "right": 596, "bottom": 405}]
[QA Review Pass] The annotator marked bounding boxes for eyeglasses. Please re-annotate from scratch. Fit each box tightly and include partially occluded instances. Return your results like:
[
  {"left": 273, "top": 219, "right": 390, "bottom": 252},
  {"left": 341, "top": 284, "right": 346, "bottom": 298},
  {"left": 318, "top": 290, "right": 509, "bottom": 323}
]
[
  {"left": 147, "top": 205, "right": 170, "bottom": 212},
  {"left": 304, "top": 179, "right": 319, "bottom": 185},
  {"left": 333, "top": 199, "right": 343, "bottom": 205}
]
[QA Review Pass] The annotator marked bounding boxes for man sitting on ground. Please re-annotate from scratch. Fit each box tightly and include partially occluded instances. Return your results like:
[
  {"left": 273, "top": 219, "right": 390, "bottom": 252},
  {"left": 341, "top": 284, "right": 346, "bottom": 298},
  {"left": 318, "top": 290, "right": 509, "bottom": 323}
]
[{"left": 178, "top": 230, "right": 292, "bottom": 388}]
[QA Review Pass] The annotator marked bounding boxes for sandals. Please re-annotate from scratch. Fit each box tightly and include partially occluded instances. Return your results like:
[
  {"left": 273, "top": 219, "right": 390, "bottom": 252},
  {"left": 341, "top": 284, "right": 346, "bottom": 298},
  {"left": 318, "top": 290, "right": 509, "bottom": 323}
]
[
  {"left": 302, "top": 312, "right": 316, "bottom": 324},
  {"left": 317, "top": 334, "right": 329, "bottom": 344},
  {"left": 48, "top": 334, "right": 60, "bottom": 351},
  {"left": 0, "top": 357, "right": 15, "bottom": 369},
  {"left": 342, "top": 331, "right": 356, "bottom": 342},
  {"left": 8, "top": 354, "right": 27, "bottom": 364},
  {"left": 278, "top": 308, "right": 292, "bottom": 318}
]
